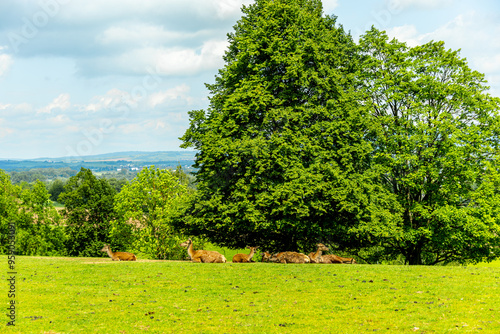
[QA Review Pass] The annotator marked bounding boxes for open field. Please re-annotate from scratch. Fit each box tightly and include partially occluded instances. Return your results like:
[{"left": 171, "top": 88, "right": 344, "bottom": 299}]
[{"left": 2, "top": 256, "right": 500, "bottom": 333}]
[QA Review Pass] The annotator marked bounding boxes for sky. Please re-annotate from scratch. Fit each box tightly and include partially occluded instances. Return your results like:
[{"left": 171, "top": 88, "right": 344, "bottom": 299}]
[{"left": 0, "top": 0, "right": 499, "bottom": 159}]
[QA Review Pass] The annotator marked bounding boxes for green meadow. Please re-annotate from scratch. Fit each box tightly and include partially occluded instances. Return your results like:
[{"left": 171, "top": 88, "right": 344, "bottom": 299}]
[{"left": 3, "top": 256, "right": 500, "bottom": 333}]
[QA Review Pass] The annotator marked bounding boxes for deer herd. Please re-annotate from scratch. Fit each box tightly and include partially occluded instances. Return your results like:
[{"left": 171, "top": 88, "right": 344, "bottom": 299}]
[
  {"left": 101, "top": 240, "right": 356, "bottom": 264},
  {"left": 180, "top": 239, "right": 356, "bottom": 264}
]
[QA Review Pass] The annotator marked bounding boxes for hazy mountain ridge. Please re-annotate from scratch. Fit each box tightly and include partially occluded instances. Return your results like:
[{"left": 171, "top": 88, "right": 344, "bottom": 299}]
[{"left": 0, "top": 151, "right": 196, "bottom": 171}]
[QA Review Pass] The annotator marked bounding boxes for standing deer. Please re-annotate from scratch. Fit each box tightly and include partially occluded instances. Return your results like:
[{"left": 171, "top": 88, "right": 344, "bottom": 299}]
[
  {"left": 101, "top": 245, "right": 137, "bottom": 261},
  {"left": 179, "top": 239, "right": 227, "bottom": 263},
  {"left": 232, "top": 246, "right": 259, "bottom": 263},
  {"left": 270, "top": 251, "right": 310, "bottom": 264},
  {"left": 308, "top": 243, "right": 329, "bottom": 263}
]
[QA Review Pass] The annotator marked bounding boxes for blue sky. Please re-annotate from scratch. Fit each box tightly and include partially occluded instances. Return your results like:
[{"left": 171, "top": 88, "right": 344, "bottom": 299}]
[{"left": 0, "top": 0, "right": 499, "bottom": 159}]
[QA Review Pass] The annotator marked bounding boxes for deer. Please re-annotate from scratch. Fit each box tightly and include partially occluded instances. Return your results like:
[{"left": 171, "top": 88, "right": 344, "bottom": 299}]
[
  {"left": 338, "top": 256, "right": 357, "bottom": 264},
  {"left": 261, "top": 251, "right": 272, "bottom": 262},
  {"left": 179, "top": 238, "right": 227, "bottom": 263},
  {"left": 232, "top": 246, "right": 259, "bottom": 263},
  {"left": 308, "top": 243, "right": 329, "bottom": 263},
  {"left": 270, "top": 251, "right": 310, "bottom": 264},
  {"left": 101, "top": 245, "right": 137, "bottom": 261},
  {"left": 321, "top": 254, "right": 356, "bottom": 264}
]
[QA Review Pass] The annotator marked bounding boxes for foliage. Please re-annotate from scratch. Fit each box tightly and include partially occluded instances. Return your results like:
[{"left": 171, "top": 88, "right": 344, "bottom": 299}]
[
  {"left": 16, "top": 180, "right": 66, "bottom": 256},
  {"left": 358, "top": 28, "right": 500, "bottom": 265},
  {"left": 0, "top": 170, "right": 19, "bottom": 254},
  {"left": 106, "top": 177, "right": 128, "bottom": 193},
  {"left": 8, "top": 167, "right": 77, "bottom": 184},
  {"left": 59, "top": 167, "right": 117, "bottom": 257},
  {"left": 0, "top": 171, "right": 66, "bottom": 256},
  {"left": 11, "top": 256, "right": 500, "bottom": 333},
  {"left": 180, "top": 0, "right": 389, "bottom": 252},
  {"left": 48, "top": 178, "right": 66, "bottom": 202},
  {"left": 114, "top": 166, "right": 192, "bottom": 259}
]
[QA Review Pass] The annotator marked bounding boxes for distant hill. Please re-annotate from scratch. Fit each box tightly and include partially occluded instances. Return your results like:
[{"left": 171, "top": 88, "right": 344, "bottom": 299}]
[
  {"left": 0, "top": 151, "right": 197, "bottom": 171},
  {"left": 33, "top": 151, "right": 197, "bottom": 163}
]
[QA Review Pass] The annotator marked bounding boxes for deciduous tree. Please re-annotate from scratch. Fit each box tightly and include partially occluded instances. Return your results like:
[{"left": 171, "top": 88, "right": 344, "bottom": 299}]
[
  {"left": 358, "top": 28, "right": 500, "bottom": 265},
  {"left": 114, "top": 166, "right": 192, "bottom": 259},
  {"left": 59, "top": 168, "right": 116, "bottom": 257},
  {"left": 180, "top": 0, "right": 388, "bottom": 251}
]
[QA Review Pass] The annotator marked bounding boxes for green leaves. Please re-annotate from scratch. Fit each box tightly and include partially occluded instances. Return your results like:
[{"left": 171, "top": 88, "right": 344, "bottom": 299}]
[
  {"left": 180, "top": 0, "right": 381, "bottom": 252},
  {"left": 181, "top": 4, "right": 499, "bottom": 265},
  {"left": 114, "top": 166, "right": 192, "bottom": 259},
  {"left": 60, "top": 168, "right": 117, "bottom": 257},
  {"left": 360, "top": 28, "right": 500, "bottom": 264}
]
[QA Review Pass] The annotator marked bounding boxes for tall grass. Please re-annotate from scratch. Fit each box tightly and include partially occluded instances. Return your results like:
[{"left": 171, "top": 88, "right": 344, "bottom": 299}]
[{"left": 2, "top": 256, "right": 500, "bottom": 333}]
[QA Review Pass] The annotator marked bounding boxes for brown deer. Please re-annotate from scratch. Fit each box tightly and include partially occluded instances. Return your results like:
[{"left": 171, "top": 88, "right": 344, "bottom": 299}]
[
  {"left": 261, "top": 251, "right": 272, "bottom": 262},
  {"left": 101, "top": 245, "right": 137, "bottom": 261},
  {"left": 321, "top": 254, "right": 356, "bottom": 264},
  {"left": 179, "top": 239, "right": 227, "bottom": 263},
  {"left": 338, "top": 256, "right": 357, "bottom": 264},
  {"left": 308, "top": 243, "right": 329, "bottom": 263},
  {"left": 232, "top": 246, "right": 259, "bottom": 263},
  {"left": 270, "top": 251, "right": 310, "bottom": 264}
]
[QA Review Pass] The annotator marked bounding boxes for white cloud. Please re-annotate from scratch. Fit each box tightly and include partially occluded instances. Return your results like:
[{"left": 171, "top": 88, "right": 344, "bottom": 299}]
[
  {"left": 322, "top": 0, "right": 339, "bottom": 15},
  {"left": 148, "top": 84, "right": 192, "bottom": 108},
  {"left": 215, "top": 0, "right": 253, "bottom": 19},
  {"left": 0, "top": 53, "right": 13, "bottom": 77},
  {"left": 37, "top": 93, "right": 71, "bottom": 114},
  {"left": 392, "top": 0, "right": 453, "bottom": 10},
  {"left": 85, "top": 89, "right": 131, "bottom": 112},
  {"left": 96, "top": 24, "right": 184, "bottom": 47},
  {"left": 387, "top": 11, "right": 500, "bottom": 51},
  {"left": 386, "top": 24, "right": 421, "bottom": 47},
  {"left": 155, "top": 40, "right": 228, "bottom": 76}
]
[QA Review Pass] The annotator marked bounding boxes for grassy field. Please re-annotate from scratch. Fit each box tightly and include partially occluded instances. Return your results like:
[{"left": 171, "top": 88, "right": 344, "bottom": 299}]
[{"left": 2, "top": 256, "right": 500, "bottom": 333}]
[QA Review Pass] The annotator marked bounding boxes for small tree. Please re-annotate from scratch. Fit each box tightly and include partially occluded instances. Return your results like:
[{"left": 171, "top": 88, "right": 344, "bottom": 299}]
[
  {"left": 59, "top": 168, "right": 116, "bottom": 257},
  {"left": 114, "top": 166, "right": 192, "bottom": 259},
  {"left": 48, "top": 178, "right": 66, "bottom": 202}
]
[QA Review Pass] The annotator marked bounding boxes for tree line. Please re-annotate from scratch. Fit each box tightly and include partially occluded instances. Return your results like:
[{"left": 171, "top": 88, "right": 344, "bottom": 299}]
[
  {"left": 176, "top": 0, "right": 500, "bottom": 265},
  {"left": 2, "top": 0, "right": 499, "bottom": 265},
  {"left": 0, "top": 166, "right": 198, "bottom": 259}
]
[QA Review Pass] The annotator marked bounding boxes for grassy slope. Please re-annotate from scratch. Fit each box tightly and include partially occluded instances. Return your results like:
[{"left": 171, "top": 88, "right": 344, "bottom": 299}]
[{"left": 2, "top": 256, "right": 500, "bottom": 333}]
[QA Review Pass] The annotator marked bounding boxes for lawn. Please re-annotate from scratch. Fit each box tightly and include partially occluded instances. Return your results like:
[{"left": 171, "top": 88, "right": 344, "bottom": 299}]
[{"left": 2, "top": 256, "right": 500, "bottom": 333}]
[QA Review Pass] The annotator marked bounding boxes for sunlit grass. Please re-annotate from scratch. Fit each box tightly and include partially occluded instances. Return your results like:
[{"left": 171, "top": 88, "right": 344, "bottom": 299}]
[{"left": 2, "top": 256, "right": 500, "bottom": 333}]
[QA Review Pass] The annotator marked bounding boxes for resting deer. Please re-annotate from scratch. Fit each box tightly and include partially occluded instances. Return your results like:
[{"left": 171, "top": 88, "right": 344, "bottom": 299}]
[
  {"left": 179, "top": 239, "right": 227, "bottom": 263},
  {"left": 232, "top": 246, "right": 259, "bottom": 263},
  {"left": 338, "top": 256, "right": 357, "bottom": 264},
  {"left": 308, "top": 243, "right": 329, "bottom": 263},
  {"left": 261, "top": 251, "right": 272, "bottom": 262},
  {"left": 322, "top": 254, "right": 356, "bottom": 264},
  {"left": 270, "top": 251, "right": 310, "bottom": 264},
  {"left": 101, "top": 245, "right": 137, "bottom": 261}
]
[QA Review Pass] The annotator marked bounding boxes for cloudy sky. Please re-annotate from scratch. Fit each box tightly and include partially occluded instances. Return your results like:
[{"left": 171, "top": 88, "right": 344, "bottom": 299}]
[{"left": 0, "top": 0, "right": 499, "bottom": 159}]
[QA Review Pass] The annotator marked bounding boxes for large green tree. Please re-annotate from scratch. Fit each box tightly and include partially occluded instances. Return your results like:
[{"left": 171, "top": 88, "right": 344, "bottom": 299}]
[
  {"left": 359, "top": 28, "right": 500, "bottom": 265},
  {"left": 59, "top": 168, "right": 116, "bottom": 257},
  {"left": 180, "top": 0, "right": 391, "bottom": 252}
]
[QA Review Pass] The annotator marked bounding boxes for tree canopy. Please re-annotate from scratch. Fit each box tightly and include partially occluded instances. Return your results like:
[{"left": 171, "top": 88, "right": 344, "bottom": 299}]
[
  {"left": 180, "top": 0, "right": 389, "bottom": 252},
  {"left": 114, "top": 166, "right": 192, "bottom": 259},
  {"left": 358, "top": 28, "right": 500, "bottom": 264},
  {"left": 179, "top": 0, "right": 500, "bottom": 265},
  {"left": 59, "top": 168, "right": 117, "bottom": 257}
]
